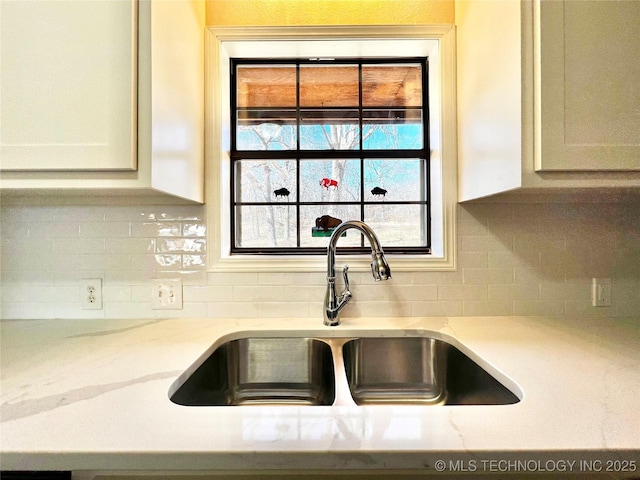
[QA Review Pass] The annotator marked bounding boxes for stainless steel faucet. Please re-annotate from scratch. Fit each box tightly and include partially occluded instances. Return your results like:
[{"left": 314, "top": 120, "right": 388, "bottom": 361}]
[{"left": 324, "top": 220, "right": 392, "bottom": 326}]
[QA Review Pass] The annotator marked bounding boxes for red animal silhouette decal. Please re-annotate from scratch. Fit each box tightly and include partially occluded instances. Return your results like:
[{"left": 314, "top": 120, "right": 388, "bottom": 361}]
[{"left": 319, "top": 178, "right": 338, "bottom": 189}]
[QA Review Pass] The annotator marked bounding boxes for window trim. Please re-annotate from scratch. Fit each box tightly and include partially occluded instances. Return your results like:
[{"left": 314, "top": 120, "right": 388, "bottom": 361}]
[{"left": 206, "top": 25, "right": 457, "bottom": 273}]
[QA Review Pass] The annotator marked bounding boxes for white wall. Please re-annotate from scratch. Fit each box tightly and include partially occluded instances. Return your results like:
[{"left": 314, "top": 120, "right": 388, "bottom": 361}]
[{"left": 1, "top": 197, "right": 639, "bottom": 319}]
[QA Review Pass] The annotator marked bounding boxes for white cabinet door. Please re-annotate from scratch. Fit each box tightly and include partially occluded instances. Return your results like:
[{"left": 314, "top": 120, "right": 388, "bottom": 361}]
[
  {"left": 537, "top": 0, "right": 640, "bottom": 171},
  {"left": 0, "top": 0, "right": 137, "bottom": 171}
]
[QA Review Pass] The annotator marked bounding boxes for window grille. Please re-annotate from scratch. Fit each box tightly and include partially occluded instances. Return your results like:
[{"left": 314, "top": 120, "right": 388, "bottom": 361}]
[{"left": 230, "top": 58, "right": 431, "bottom": 255}]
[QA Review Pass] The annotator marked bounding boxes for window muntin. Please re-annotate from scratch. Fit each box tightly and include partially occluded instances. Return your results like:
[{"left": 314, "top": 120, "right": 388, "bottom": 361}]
[{"left": 231, "top": 58, "right": 430, "bottom": 255}]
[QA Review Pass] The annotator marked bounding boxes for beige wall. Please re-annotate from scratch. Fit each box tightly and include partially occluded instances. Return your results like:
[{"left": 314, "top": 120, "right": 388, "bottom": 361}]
[{"left": 205, "top": 0, "right": 454, "bottom": 26}]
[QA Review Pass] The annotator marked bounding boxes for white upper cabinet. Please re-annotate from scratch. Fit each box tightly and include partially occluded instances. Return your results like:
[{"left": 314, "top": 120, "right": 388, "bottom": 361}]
[
  {"left": 456, "top": 0, "right": 640, "bottom": 201},
  {"left": 0, "top": 0, "right": 137, "bottom": 171},
  {"left": 538, "top": 0, "right": 640, "bottom": 171},
  {"left": 0, "top": 0, "right": 205, "bottom": 203}
]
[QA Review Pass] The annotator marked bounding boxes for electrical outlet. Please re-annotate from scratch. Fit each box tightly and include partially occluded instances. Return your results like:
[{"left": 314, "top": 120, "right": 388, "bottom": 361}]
[
  {"left": 152, "top": 279, "right": 183, "bottom": 310},
  {"left": 591, "top": 278, "right": 612, "bottom": 307},
  {"left": 82, "top": 278, "right": 103, "bottom": 310}
]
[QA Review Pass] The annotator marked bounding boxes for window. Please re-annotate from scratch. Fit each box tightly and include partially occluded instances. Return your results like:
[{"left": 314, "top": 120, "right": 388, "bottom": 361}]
[
  {"left": 207, "top": 27, "right": 457, "bottom": 272},
  {"left": 231, "top": 59, "right": 430, "bottom": 254}
]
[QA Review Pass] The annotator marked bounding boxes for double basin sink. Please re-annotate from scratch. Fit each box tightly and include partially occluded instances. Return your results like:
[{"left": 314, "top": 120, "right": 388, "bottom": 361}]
[{"left": 169, "top": 334, "right": 521, "bottom": 407}]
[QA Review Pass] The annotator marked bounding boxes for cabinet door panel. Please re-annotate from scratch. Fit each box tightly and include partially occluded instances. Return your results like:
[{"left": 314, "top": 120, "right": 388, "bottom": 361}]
[
  {"left": 0, "top": 0, "right": 137, "bottom": 171},
  {"left": 538, "top": 0, "right": 640, "bottom": 171}
]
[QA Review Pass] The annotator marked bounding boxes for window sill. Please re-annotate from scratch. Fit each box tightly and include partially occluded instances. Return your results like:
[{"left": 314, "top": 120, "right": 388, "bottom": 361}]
[{"left": 209, "top": 252, "right": 455, "bottom": 273}]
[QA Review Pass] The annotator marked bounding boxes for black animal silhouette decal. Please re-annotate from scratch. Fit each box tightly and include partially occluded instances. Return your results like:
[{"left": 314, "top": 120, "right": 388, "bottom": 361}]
[
  {"left": 371, "top": 186, "right": 387, "bottom": 197},
  {"left": 273, "top": 187, "right": 290, "bottom": 198}
]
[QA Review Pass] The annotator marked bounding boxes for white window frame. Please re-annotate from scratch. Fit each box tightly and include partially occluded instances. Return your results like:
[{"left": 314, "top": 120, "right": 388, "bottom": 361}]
[{"left": 206, "top": 26, "right": 457, "bottom": 273}]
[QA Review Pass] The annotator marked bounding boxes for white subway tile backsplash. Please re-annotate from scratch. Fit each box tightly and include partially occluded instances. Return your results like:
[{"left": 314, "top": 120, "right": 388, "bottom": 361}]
[
  {"left": 411, "top": 300, "right": 463, "bottom": 317},
  {"left": 564, "top": 300, "right": 611, "bottom": 316},
  {"left": 489, "top": 284, "right": 540, "bottom": 301},
  {"left": 458, "top": 251, "right": 489, "bottom": 268},
  {"left": 184, "top": 285, "right": 233, "bottom": 302},
  {"left": 103, "top": 285, "right": 132, "bottom": 303},
  {"left": 1, "top": 200, "right": 639, "bottom": 320},
  {"left": 458, "top": 217, "right": 487, "bottom": 235},
  {"left": 153, "top": 254, "right": 182, "bottom": 268},
  {"left": 513, "top": 234, "right": 565, "bottom": 254},
  {"left": 539, "top": 282, "right": 589, "bottom": 303},
  {"left": 293, "top": 285, "right": 327, "bottom": 302},
  {"left": 207, "top": 301, "right": 259, "bottom": 318},
  {"left": 514, "top": 299, "right": 565, "bottom": 316},
  {"left": 2, "top": 302, "right": 53, "bottom": 319},
  {"left": 463, "top": 299, "right": 513, "bottom": 316},
  {"left": 412, "top": 270, "right": 463, "bottom": 285},
  {"left": 346, "top": 300, "right": 412, "bottom": 317},
  {"left": 54, "top": 238, "right": 106, "bottom": 254},
  {"left": 2, "top": 205, "right": 52, "bottom": 222},
  {"left": 130, "top": 222, "right": 170, "bottom": 237},
  {"left": 106, "top": 238, "right": 154, "bottom": 254},
  {"left": 50, "top": 253, "right": 84, "bottom": 272},
  {"left": 30, "top": 221, "right": 80, "bottom": 238},
  {"left": 80, "top": 222, "right": 130, "bottom": 238},
  {"left": 156, "top": 238, "right": 205, "bottom": 253},
  {"left": 174, "top": 270, "right": 208, "bottom": 285},
  {"left": 438, "top": 284, "right": 487, "bottom": 301},
  {"left": 463, "top": 268, "right": 513, "bottom": 284},
  {"left": 614, "top": 298, "right": 640, "bottom": 316},
  {"left": 349, "top": 283, "right": 389, "bottom": 302},
  {"left": 183, "top": 223, "right": 206, "bottom": 237},
  {"left": 0, "top": 222, "right": 29, "bottom": 238},
  {"left": 79, "top": 253, "right": 132, "bottom": 271},
  {"left": 164, "top": 301, "right": 209, "bottom": 319},
  {"left": 183, "top": 255, "right": 206, "bottom": 268},
  {"left": 208, "top": 272, "right": 259, "bottom": 285},
  {"left": 386, "top": 284, "right": 438, "bottom": 302},
  {"left": 233, "top": 285, "right": 284, "bottom": 302},
  {"left": 258, "top": 272, "right": 312, "bottom": 286},
  {"left": 257, "top": 302, "right": 311, "bottom": 318},
  {"left": 107, "top": 301, "right": 154, "bottom": 319},
  {"left": 54, "top": 206, "right": 105, "bottom": 222},
  {"left": 489, "top": 250, "right": 538, "bottom": 269},
  {"left": 459, "top": 234, "right": 513, "bottom": 253},
  {"left": 514, "top": 265, "right": 565, "bottom": 285}
]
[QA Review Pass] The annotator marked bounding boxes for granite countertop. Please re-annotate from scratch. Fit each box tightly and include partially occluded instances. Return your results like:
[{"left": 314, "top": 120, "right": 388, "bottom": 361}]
[{"left": 1, "top": 316, "right": 639, "bottom": 474}]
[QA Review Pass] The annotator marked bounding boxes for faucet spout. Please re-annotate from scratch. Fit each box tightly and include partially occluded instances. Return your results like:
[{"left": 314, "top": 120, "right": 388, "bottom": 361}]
[{"left": 324, "top": 220, "right": 392, "bottom": 326}]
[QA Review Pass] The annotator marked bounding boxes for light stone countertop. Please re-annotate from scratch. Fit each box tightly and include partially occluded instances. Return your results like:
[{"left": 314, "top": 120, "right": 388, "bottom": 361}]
[{"left": 1, "top": 316, "right": 639, "bottom": 474}]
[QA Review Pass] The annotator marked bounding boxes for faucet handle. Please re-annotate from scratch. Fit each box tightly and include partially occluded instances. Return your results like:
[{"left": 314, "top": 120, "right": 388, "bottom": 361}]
[{"left": 342, "top": 265, "right": 351, "bottom": 293}]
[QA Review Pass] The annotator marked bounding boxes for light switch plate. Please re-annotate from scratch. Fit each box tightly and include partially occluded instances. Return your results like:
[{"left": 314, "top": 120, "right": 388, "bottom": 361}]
[{"left": 152, "top": 279, "right": 183, "bottom": 310}]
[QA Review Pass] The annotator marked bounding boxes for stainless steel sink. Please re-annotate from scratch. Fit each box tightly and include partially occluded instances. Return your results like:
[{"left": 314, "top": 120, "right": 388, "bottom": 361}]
[
  {"left": 342, "top": 337, "right": 520, "bottom": 406},
  {"left": 170, "top": 337, "right": 335, "bottom": 406},
  {"left": 169, "top": 334, "right": 520, "bottom": 407},
  {"left": 342, "top": 337, "right": 448, "bottom": 405}
]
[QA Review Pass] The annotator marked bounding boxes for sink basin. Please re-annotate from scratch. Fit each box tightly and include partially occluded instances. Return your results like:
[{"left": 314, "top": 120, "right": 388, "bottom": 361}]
[
  {"left": 343, "top": 337, "right": 520, "bottom": 406},
  {"left": 169, "top": 333, "right": 520, "bottom": 407},
  {"left": 342, "top": 337, "right": 448, "bottom": 405},
  {"left": 170, "top": 337, "right": 335, "bottom": 406}
]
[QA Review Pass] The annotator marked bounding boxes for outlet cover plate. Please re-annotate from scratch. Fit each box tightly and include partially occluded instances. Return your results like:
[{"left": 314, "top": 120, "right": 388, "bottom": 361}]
[
  {"left": 82, "top": 278, "right": 103, "bottom": 310},
  {"left": 591, "top": 278, "right": 612, "bottom": 307},
  {"left": 152, "top": 279, "right": 183, "bottom": 310}
]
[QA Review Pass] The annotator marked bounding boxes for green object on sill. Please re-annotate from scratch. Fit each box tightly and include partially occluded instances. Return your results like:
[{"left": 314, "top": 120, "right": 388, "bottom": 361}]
[{"left": 311, "top": 227, "right": 346, "bottom": 238}]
